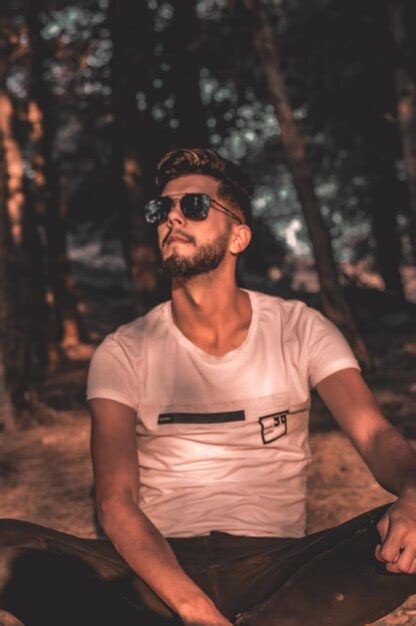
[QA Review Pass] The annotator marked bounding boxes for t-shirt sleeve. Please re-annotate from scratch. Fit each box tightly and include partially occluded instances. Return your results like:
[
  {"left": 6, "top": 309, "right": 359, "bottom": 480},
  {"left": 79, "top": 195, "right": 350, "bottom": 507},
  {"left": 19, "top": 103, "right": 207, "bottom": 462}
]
[
  {"left": 86, "top": 335, "right": 139, "bottom": 411},
  {"left": 305, "top": 308, "right": 361, "bottom": 389}
]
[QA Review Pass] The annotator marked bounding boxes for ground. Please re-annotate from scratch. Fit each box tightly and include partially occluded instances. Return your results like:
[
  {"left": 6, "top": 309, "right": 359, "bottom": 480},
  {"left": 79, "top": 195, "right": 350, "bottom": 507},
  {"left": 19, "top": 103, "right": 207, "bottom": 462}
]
[{"left": 1, "top": 272, "right": 416, "bottom": 624}]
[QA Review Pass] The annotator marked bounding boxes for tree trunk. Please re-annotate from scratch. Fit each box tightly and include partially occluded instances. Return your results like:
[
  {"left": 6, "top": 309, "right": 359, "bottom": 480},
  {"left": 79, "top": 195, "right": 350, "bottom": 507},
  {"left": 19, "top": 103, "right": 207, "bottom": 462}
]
[
  {"left": 109, "top": 0, "right": 170, "bottom": 316},
  {"left": 355, "top": 1, "right": 405, "bottom": 300},
  {"left": 24, "top": 0, "right": 89, "bottom": 358},
  {"left": 165, "top": 0, "right": 209, "bottom": 148},
  {"left": 242, "top": 0, "right": 369, "bottom": 366},
  {"left": 0, "top": 129, "right": 16, "bottom": 431},
  {"left": 387, "top": 0, "right": 416, "bottom": 262},
  {"left": 108, "top": 0, "right": 134, "bottom": 267},
  {"left": 0, "top": 92, "right": 55, "bottom": 428},
  {"left": 369, "top": 159, "right": 405, "bottom": 298}
]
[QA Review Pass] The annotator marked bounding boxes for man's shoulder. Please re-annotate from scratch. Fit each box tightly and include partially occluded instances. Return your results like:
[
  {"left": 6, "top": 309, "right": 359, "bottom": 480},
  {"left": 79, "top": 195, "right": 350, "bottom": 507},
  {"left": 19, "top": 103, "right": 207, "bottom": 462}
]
[
  {"left": 250, "top": 290, "right": 328, "bottom": 345},
  {"left": 250, "top": 288, "right": 314, "bottom": 321},
  {"left": 103, "top": 300, "right": 168, "bottom": 351}
]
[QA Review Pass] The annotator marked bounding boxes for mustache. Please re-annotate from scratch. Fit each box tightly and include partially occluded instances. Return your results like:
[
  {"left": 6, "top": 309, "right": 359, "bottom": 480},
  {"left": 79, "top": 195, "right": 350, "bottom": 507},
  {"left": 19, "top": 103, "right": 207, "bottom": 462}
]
[{"left": 163, "top": 230, "right": 195, "bottom": 247}]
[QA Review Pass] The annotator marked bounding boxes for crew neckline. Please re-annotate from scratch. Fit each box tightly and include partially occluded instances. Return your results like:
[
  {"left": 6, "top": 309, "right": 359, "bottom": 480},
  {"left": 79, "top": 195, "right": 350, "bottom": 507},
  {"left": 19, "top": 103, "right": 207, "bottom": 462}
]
[{"left": 164, "top": 289, "right": 259, "bottom": 363}]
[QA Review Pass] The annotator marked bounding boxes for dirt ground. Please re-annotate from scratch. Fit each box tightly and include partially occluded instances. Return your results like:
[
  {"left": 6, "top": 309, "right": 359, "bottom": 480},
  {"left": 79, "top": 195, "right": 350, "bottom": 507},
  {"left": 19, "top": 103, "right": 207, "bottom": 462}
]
[{"left": 1, "top": 292, "right": 416, "bottom": 624}]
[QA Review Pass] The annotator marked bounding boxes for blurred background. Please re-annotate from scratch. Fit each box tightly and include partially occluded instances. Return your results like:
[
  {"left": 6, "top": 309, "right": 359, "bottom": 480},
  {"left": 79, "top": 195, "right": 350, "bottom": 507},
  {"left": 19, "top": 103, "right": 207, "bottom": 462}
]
[
  {"left": 1, "top": 0, "right": 416, "bottom": 430},
  {"left": 1, "top": 2, "right": 416, "bottom": 622}
]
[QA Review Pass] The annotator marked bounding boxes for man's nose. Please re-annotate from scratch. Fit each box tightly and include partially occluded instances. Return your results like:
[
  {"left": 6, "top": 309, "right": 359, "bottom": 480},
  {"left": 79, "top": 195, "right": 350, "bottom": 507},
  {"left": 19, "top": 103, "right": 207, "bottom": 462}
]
[{"left": 167, "top": 198, "right": 185, "bottom": 224}]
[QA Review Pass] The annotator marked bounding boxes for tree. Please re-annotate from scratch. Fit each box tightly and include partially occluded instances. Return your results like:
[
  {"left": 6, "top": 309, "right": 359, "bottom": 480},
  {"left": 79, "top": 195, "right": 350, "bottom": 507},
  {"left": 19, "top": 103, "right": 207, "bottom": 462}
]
[
  {"left": 280, "top": 0, "right": 406, "bottom": 300},
  {"left": 164, "top": 0, "right": 209, "bottom": 148},
  {"left": 354, "top": 0, "right": 406, "bottom": 299},
  {"left": 241, "top": 0, "right": 369, "bottom": 365},
  {"left": 0, "top": 128, "right": 15, "bottom": 431},
  {"left": 25, "top": 0, "right": 90, "bottom": 356},
  {"left": 0, "top": 91, "right": 54, "bottom": 428},
  {"left": 387, "top": 0, "right": 416, "bottom": 263},
  {"left": 109, "top": 0, "right": 170, "bottom": 316}
]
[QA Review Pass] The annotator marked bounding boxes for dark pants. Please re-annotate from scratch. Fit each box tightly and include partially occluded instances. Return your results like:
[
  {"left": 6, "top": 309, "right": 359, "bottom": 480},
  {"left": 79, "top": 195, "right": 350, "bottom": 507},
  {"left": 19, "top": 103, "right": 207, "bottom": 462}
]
[{"left": 1, "top": 503, "right": 416, "bottom": 626}]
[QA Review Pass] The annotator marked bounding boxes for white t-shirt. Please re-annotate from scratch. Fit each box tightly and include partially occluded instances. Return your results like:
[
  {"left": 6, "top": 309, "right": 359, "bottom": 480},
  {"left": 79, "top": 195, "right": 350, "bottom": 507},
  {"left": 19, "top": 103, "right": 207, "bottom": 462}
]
[{"left": 86, "top": 289, "right": 360, "bottom": 538}]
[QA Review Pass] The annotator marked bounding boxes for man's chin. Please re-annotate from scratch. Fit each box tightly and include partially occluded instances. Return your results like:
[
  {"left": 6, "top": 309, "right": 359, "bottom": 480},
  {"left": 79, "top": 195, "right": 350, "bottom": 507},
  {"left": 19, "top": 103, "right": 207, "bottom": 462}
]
[
  {"left": 159, "top": 237, "right": 228, "bottom": 280},
  {"left": 159, "top": 256, "right": 221, "bottom": 280},
  {"left": 159, "top": 260, "right": 205, "bottom": 280}
]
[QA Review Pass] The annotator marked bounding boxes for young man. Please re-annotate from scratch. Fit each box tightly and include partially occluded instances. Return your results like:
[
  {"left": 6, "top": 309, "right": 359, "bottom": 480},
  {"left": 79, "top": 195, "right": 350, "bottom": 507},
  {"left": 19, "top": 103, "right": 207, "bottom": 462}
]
[{"left": 1, "top": 147, "right": 416, "bottom": 626}]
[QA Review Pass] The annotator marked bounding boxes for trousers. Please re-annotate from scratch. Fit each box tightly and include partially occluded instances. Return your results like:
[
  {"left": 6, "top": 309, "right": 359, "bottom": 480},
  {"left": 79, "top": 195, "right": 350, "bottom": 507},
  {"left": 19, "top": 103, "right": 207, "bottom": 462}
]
[{"left": 1, "top": 503, "right": 416, "bottom": 626}]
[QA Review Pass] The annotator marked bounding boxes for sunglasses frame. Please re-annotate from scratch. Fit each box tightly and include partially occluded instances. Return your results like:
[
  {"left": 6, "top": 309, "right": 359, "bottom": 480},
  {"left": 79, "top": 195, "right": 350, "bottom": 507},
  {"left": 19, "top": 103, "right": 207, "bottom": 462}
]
[{"left": 144, "top": 192, "right": 244, "bottom": 225}]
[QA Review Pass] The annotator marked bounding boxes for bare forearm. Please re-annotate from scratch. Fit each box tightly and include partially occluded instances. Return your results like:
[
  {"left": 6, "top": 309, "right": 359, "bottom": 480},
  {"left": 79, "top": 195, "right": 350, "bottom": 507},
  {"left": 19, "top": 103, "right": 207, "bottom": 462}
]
[
  {"left": 363, "top": 425, "right": 416, "bottom": 496},
  {"left": 99, "top": 496, "right": 214, "bottom": 618}
]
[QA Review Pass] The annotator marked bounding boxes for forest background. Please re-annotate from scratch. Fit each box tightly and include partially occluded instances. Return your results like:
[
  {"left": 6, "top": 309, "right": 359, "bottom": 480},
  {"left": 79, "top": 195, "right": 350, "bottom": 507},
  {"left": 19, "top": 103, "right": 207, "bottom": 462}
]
[{"left": 1, "top": 1, "right": 416, "bottom": 624}]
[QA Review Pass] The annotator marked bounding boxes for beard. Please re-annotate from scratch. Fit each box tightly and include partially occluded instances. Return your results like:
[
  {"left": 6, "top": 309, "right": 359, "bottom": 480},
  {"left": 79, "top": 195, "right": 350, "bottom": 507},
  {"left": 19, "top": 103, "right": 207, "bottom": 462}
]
[{"left": 159, "top": 230, "right": 230, "bottom": 279}]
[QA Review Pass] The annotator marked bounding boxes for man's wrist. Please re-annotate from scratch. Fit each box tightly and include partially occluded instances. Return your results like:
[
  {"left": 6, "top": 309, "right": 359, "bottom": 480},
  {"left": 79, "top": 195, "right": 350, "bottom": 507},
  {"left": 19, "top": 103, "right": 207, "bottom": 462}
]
[{"left": 398, "top": 472, "right": 416, "bottom": 499}]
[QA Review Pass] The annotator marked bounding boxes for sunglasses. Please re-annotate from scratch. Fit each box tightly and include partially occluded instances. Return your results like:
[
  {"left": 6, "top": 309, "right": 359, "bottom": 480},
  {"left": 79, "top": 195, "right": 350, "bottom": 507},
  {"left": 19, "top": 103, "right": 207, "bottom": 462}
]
[{"left": 144, "top": 193, "right": 243, "bottom": 225}]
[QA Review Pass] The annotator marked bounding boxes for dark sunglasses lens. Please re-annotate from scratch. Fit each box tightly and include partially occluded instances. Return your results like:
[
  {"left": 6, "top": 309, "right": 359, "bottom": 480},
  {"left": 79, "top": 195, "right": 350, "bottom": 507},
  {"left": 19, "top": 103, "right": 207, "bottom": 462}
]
[
  {"left": 144, "top": 197, "right": 172, "bottom": 224},
  {"left": 181, "top": 194, "right": 210, "bottom": 220}
]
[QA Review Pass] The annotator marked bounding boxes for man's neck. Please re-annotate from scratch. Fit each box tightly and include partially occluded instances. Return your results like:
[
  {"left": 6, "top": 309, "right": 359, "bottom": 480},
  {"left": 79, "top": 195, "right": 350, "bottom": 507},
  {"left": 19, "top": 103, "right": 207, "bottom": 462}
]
[{"left": 169, "top": 274, "right": 252, "bottom": 354}]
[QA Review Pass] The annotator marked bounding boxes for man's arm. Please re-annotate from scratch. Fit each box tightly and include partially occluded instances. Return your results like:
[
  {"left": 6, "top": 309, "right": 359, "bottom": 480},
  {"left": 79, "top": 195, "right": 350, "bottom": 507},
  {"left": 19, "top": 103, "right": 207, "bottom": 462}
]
[
  {"left": 317, "top": 368, "right": 416, "bottom": 574},
  {"left": 89, "top": 398, "right": 232, "bottom": 625}
]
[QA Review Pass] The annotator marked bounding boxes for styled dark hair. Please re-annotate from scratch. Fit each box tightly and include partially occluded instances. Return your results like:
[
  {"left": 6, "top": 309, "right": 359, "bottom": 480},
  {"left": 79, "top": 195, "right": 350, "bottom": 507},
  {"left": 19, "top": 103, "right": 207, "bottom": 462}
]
[{"left": 154, "top": 147, "right": 253, "bottom": 226}]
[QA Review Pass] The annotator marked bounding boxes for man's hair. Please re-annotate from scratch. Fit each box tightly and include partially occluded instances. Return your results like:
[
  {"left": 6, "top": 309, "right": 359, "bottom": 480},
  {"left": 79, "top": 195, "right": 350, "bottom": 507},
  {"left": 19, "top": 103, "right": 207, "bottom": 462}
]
[{"left": 154, "top": 147, "right": 253, "bottom": 226}]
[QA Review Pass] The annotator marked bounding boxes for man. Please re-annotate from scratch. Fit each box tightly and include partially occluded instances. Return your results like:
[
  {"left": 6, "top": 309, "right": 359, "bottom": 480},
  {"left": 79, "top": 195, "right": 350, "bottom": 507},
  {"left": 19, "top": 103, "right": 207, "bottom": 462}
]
[{"left": 1, "top": 147, "right": 416, "bottom": 626}]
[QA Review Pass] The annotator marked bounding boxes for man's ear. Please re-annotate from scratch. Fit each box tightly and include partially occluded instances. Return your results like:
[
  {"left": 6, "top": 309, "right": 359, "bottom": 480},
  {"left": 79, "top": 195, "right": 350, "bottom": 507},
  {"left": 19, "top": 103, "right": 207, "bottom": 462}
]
[{"left": 229, "top": 224, "right": 252, "bottom": 256}]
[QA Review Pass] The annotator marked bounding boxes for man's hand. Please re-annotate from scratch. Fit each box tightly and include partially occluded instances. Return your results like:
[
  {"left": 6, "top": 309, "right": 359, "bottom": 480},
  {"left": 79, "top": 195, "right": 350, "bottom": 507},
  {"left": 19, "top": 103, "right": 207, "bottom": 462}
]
[
  {"left": 375, "top": 496, "right": 416, "bottom": 574},
  {"left": 180, "top": 595, "right": 233, "bottom": 626}
]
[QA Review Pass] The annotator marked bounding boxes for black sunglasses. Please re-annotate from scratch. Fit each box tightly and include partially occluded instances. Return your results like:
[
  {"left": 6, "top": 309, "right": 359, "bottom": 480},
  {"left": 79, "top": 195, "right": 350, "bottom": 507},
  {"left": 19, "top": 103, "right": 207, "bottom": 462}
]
[{"left": 144, "top": 193, "right": 243, "bottom": 225}]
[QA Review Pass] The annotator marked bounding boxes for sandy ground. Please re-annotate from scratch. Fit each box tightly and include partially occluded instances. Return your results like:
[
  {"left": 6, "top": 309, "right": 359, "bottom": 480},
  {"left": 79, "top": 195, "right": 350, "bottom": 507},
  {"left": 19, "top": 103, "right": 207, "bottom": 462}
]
[{"left": 1, "top": 295, "right": 416, "bottom": 624}]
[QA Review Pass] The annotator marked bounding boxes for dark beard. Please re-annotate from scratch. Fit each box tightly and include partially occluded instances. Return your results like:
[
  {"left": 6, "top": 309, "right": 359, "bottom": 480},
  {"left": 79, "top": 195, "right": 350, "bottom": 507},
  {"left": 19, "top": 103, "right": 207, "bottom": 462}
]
[{"left": 159, "top": 232, "right": 229, "bottom": 279}]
